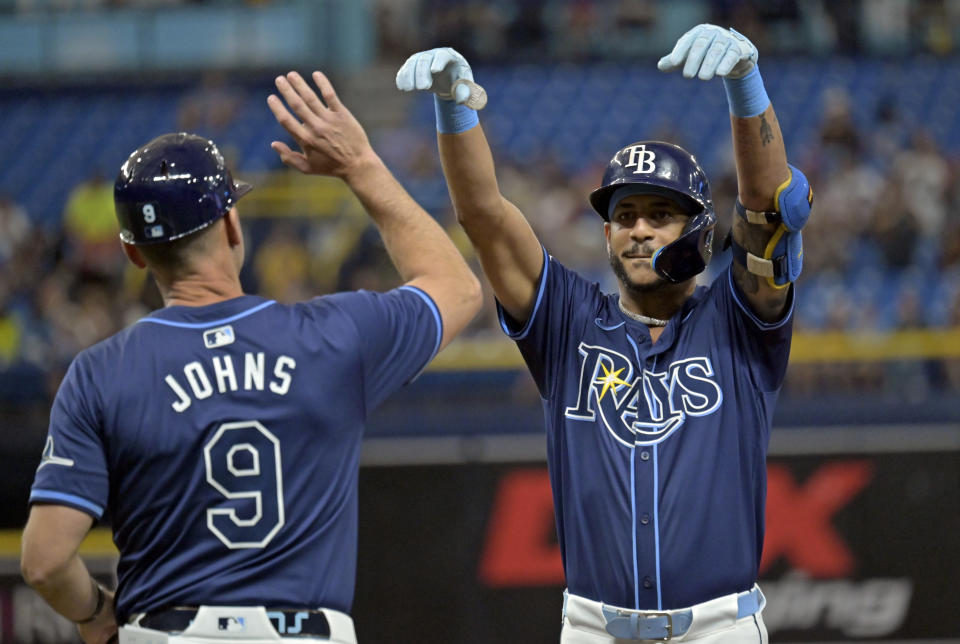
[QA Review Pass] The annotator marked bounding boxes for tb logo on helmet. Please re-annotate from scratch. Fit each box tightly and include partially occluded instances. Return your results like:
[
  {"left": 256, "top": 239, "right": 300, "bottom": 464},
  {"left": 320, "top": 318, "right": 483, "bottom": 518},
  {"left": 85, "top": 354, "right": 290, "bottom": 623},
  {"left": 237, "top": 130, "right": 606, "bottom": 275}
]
[{"left": 624, "top": 144, "right": 657, "bottom": 174}]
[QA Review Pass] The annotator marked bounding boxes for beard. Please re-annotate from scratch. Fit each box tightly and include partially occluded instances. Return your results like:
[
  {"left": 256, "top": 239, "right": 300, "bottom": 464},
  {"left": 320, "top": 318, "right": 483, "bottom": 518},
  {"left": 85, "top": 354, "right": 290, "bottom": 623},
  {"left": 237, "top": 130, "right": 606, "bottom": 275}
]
[{"left": 608, "top": 245, "right": 669, "bottom": 294}]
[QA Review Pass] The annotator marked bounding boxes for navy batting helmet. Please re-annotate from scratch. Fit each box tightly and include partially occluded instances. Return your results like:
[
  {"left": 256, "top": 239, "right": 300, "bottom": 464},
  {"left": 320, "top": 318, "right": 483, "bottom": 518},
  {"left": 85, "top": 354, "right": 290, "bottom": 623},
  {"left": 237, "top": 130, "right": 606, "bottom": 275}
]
[
  {"left": 114, "top": 133, "right": 252, "bottom": 245},
  {"left": 589, "top": 141, "right": 715, "bottom": 283}
]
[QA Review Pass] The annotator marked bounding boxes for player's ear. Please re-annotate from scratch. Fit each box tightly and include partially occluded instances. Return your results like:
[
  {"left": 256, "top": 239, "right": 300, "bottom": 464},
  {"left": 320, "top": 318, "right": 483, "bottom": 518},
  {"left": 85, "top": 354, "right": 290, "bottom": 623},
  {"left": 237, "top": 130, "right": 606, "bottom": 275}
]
[
  {"left": 224, "top": 207, "right": 242, "bottom": 248},
  {"left": 603, "top": 221, "right": 612, "bottom": 248},
  {"left": 121, "top": 241, "right": 146, "bottom": 269}
]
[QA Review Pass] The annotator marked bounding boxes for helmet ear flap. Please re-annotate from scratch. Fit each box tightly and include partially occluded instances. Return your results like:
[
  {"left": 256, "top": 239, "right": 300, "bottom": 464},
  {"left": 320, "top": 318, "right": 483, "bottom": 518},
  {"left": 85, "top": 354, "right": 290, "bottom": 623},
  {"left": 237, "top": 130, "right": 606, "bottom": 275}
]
[{"left": 651, "top": 211, "right": 717, "bottom": 283}]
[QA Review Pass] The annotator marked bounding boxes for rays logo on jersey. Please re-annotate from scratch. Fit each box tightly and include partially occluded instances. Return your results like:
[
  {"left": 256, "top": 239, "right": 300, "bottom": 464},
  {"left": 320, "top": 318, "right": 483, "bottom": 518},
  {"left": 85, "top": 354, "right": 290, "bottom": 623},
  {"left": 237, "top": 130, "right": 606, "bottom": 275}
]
[{"left": 564, "top": 343, "right": 722, "bottom": 446}]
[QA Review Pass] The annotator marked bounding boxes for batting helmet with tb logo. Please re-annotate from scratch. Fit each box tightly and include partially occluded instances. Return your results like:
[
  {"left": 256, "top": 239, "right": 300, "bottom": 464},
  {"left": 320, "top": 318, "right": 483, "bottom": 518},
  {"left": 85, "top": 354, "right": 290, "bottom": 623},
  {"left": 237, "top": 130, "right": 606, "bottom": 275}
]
[{"left": 589, "top": 141, "right": 716, "bottom": 283}]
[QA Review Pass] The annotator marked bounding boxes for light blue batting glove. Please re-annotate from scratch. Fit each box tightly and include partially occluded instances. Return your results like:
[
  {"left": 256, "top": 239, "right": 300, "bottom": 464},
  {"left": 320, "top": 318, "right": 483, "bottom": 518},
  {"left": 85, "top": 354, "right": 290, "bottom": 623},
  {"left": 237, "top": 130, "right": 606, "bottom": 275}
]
[
  {"left": 658, "top": 24, "right": 767, "bottom": 117},
  {"left": 397, "top": 47, "right": 485, "bottom": 134},
  {"left": 396, "top": 47, "right": 474, "bottom": 103},
  {"left": 657, "top": 24, "right": 758, "bottom": 80}
]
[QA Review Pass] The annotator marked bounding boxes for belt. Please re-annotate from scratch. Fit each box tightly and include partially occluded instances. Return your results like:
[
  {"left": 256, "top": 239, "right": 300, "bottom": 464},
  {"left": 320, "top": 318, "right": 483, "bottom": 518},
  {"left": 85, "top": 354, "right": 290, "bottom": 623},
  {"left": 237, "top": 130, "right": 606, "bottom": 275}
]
[
  {"left": 139, "top": 607, "right": 331, "bottom": 638},
  {"left": 600, "top": 587, "right": 764, "bottom": 641}
]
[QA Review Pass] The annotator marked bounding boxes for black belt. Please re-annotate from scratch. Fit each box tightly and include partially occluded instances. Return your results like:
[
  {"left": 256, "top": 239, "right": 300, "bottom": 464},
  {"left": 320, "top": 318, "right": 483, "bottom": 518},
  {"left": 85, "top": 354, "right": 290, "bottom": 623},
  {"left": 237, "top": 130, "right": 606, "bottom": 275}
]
[{"left": 139, "top": 607, "right": 331, "bottom": 638}]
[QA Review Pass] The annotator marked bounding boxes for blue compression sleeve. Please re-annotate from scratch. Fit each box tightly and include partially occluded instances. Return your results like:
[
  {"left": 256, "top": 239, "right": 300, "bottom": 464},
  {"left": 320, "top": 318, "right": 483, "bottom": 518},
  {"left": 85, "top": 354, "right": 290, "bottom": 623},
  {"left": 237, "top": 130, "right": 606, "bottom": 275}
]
[
  {"left": 434, "top": 96, "right": 479, "bottom": 134},
  {"left": 722, "top": 66, "right": 770, "bottom": 118}
]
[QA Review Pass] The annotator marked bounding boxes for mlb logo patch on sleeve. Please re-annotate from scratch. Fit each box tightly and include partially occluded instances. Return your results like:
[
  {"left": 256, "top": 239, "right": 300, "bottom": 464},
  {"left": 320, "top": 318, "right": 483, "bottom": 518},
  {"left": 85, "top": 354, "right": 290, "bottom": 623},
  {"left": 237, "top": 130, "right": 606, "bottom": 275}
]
[{"left": 204, "top": 325, "right": 235, "bottom": 349}]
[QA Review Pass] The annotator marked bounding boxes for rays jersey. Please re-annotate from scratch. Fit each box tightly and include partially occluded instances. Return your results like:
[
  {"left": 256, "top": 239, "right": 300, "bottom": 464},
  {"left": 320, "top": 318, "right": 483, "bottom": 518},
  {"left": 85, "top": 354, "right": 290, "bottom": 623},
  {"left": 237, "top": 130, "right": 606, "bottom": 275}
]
[
  {"left": 498, "top": 250, "right": 793, "bottom": 610},
  {"left": 29, "top": 289, "right": 441, "bottom": 623}
]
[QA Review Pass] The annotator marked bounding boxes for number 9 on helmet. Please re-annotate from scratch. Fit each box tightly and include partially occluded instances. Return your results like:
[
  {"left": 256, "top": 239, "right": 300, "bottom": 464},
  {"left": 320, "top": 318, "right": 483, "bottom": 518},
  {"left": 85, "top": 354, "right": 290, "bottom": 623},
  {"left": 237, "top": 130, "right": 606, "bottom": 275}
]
[{"left": 114, "top": 133, "right": 252, "bottom": 245}]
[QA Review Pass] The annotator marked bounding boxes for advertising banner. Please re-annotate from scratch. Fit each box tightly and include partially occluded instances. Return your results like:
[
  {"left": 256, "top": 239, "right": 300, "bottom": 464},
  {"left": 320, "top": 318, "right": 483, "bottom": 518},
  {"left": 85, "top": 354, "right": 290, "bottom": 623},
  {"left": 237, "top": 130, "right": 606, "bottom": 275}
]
[
  {"left": 353, "top": 452, "right": 959, "bottom": 643},
  {"left": 0, "top": 450, "right": 956, "bottom": 642}
]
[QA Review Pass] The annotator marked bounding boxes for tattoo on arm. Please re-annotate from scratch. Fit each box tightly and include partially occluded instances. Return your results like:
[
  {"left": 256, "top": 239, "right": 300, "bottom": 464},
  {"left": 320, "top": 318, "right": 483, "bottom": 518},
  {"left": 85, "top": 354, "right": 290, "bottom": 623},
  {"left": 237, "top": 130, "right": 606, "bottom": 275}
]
[
  {"left": 731, "top": 217, "right": 790, "bottom": 319},
  {"left": 731, "top": 257, "right": 760, "bottom": 295},
  {"left": 759, "top": 115, "right": 774, "bottom": 146}
]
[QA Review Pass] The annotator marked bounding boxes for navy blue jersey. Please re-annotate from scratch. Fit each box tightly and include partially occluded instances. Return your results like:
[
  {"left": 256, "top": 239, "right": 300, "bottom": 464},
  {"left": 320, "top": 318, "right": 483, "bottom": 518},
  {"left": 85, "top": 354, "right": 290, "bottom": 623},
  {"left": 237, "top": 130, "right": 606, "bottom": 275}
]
[
  {"left": 30, "top": 289, "right": 441, "bottom": 622},
  {"left": 498, "top": 249, "right": 793, "bottom": 610}
]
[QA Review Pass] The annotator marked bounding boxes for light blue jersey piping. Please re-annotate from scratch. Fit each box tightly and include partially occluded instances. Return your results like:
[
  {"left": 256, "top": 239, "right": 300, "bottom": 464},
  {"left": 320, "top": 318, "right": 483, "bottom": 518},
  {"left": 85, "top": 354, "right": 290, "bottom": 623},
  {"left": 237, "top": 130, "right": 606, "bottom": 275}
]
[
  {"left": 398, "top": 286, "right": 443, "bottom": 359},
  {"left": 727, "top": 268, "right": 794, "bottom": 329},
  {"left": 31, "top": 489, "right": 103, "bottom": 518},
  {"left": 625, "top": 334, "right": 642, "bottom": 608},
  {"left": 138, "top": 300, "right": 276, "bottom": 329},
  {"left": 499, "top": 246, "right": 549, "bottom": 340},
  {"left": 653, "top": 444, "right": 663, "bottom": 609},
  {"left": 630, "top": 445, "right": 639, "bottom": 609},
  {"left": 651, "top": 354, "right": 663, "bottom": 609}
]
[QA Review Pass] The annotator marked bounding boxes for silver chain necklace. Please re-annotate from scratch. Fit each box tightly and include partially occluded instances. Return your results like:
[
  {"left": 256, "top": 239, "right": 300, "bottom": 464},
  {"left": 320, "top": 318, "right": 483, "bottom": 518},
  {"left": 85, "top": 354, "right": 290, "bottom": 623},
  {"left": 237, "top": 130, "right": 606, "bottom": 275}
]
[{"left": 618, "top": 299, "right": 670, "bottom": 327}]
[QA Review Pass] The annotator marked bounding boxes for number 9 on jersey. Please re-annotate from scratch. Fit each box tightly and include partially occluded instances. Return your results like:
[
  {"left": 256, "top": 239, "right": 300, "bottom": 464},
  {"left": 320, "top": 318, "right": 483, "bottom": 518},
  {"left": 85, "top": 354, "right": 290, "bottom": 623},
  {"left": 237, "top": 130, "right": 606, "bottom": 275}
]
[{"left": 203, "top": 420, "right": 286, "bottom": 549}]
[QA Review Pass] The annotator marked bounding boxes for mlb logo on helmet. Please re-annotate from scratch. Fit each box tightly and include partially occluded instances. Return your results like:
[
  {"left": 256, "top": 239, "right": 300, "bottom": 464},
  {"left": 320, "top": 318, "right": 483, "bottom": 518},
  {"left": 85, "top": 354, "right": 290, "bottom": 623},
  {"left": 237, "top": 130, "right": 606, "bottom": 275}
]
[
  {"left": 203, "top": 325, "right": 235, "bottom": 349},
  {"left": 145, "top": 225, "right": 165, "bottom": 239},
  {"left": 218, "top": 616, "right": 245, "bottom": 632}
]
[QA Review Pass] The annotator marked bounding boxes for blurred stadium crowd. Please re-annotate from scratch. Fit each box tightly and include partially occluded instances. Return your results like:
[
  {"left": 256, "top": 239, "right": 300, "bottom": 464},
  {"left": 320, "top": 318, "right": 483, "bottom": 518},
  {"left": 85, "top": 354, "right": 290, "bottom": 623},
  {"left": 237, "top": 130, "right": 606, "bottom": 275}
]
[
  {"left": 9, "top": 0, "right": 960, "bottom": 57},
  {"left": 377, "top": 0, "right": 960, "bottom": 60},
  {"left": 2, "top": 0, "right": 960, "bottom": 405}
]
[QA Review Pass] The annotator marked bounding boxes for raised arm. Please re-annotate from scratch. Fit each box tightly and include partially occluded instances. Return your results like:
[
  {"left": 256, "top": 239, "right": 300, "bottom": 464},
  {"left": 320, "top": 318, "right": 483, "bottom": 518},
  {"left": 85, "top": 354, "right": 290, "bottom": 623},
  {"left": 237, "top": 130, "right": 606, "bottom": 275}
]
[
  {"left": 267, "top": 71, "right": 481, "bottom": 349},
  {"left": 396, "top": 49, "right": 544, "bottom": 324},
  {"left": 728, "top": 103, "right": 791, "bottom": 319},
  {"left": 658, "top": 25, "right": 811, "bottom": 322}
]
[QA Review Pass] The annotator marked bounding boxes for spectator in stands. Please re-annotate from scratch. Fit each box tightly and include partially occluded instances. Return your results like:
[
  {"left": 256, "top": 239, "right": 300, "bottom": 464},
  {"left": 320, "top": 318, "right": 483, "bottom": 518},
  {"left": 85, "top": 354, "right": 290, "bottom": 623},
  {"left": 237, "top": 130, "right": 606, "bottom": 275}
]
[
  {"left": 253, "top": 222, "right": 313, "bottom": 302},
  {"left": 547, "top": 0, "right": 601, "bottom": 60},
  {"left": 818, "top": 87, "right": 861, "bottom": 160},
  {"left": 870, "top": 95, "right": 909, "bottom": 168},
  {"left": 376, "top": 0, "right": 422, "bottom": 61},
  {"left": 0, "top": 195, "right": 31, "bottom": 268},
  {"left": 32, "top": 271, "right": 95, "bottom": 369},
  {"left": 506, "top": 0, "right": 547, "bottom": 59},
  {"left": 893, "top": 130, "right": 949, "bottom": 242},
  {"left": 943, "top": 291, "right": 960, "bottom": 391},
  {"left": 177, "top": 71, "right": 244, "bottom": 137},
  {"left": 871, "top": 180, "right": 919, "bottom": 270},
  {"left": 62, "top": 171, "right": 124, "bottom": 280},
  {"left": 0, "top": 286, "right": 22, "bottom": 369},
  {"left": 336, "top": 225, "right": 401, "bottom": 293},
  {"left": 939, "top": 213, "right": 960, "bottom": 271}
]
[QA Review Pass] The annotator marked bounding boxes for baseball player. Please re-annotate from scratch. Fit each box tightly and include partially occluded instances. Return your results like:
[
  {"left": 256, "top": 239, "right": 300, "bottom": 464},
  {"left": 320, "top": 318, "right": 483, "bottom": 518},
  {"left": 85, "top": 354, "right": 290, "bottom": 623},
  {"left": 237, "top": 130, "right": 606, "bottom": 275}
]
[
  {"left": 20, "top": 71, "right": 481, "bottom": 644},
  {"left": 398, "top": 24, "right": 811, "bottom": 642}
]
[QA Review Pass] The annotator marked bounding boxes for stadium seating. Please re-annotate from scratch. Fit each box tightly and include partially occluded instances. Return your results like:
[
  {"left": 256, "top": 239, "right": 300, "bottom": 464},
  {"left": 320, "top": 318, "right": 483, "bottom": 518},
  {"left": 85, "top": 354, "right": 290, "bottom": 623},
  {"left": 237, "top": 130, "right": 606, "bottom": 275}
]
[{"left": 3, "top": 57, "right": 960, "bottom": 329}]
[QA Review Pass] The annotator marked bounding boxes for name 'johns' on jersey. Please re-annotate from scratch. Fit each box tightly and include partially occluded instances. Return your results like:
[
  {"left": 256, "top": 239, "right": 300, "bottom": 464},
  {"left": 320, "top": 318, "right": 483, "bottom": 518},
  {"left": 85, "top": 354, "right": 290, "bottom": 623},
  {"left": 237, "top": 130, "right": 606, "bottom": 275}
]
[
  {"left": 30, "top": 289, "right": 445, "bottom": 622},
  {"left": 564, "top": 343, "right": 723, "bottom": 446},
  {"left": 164, "top": 351, "right": 297, "bottom": 413}
]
